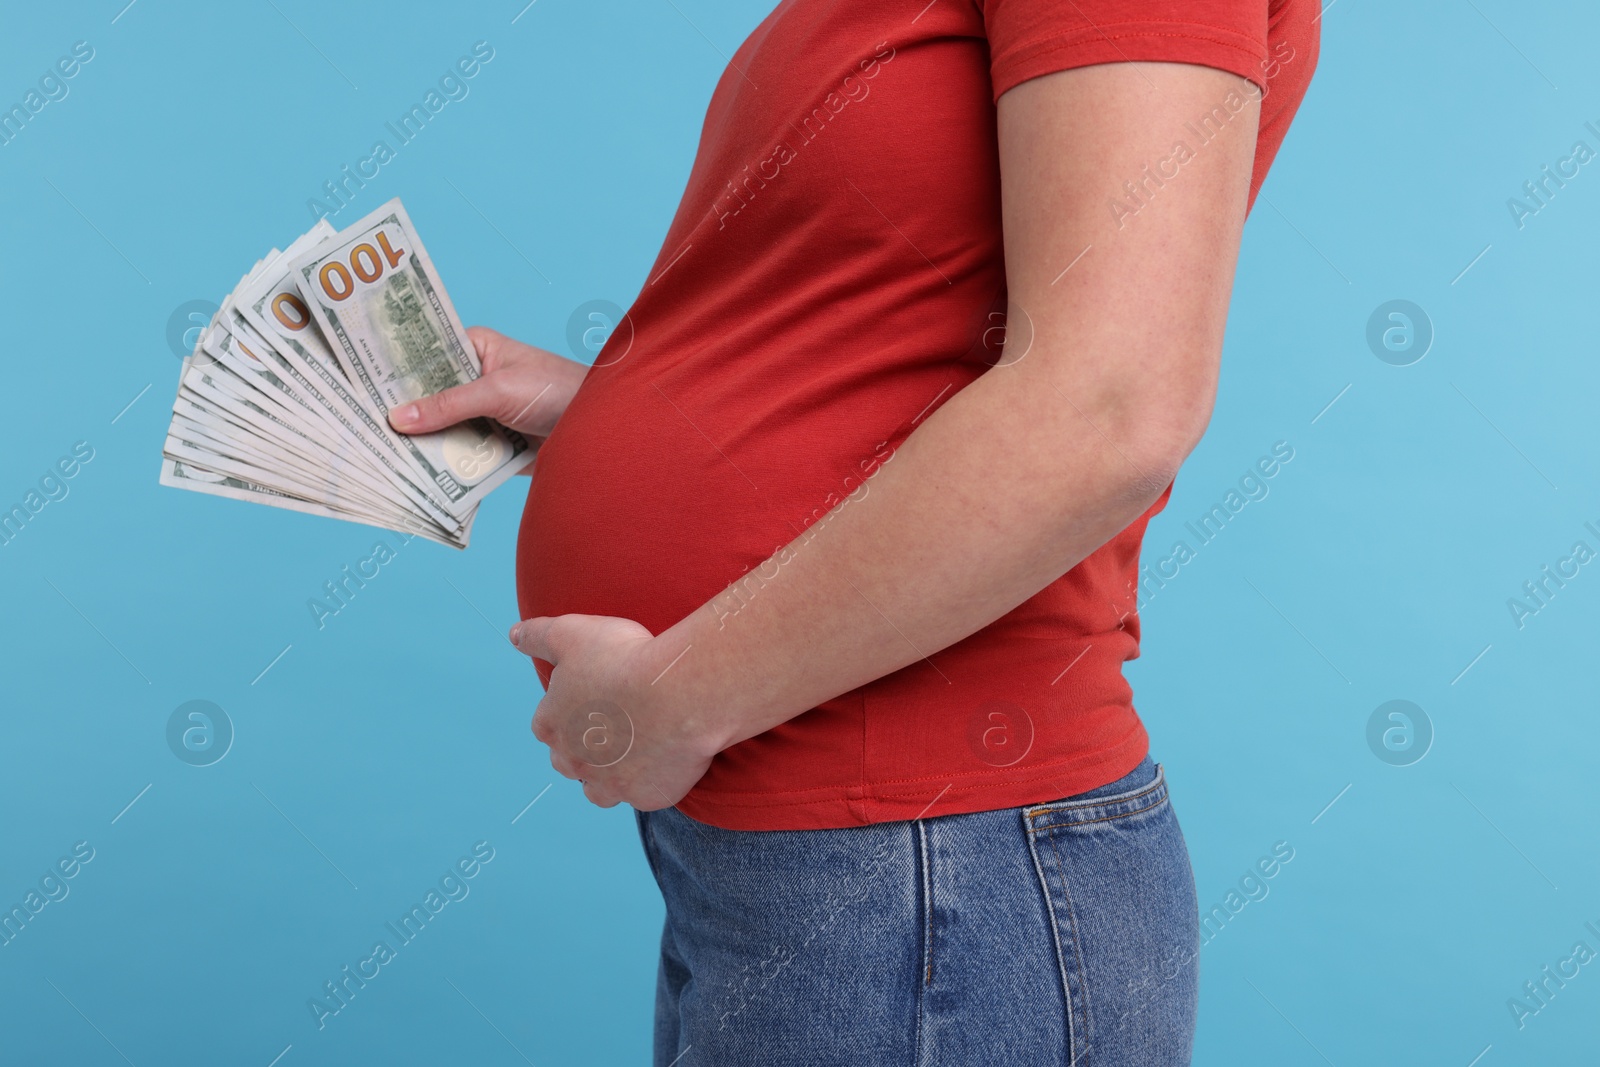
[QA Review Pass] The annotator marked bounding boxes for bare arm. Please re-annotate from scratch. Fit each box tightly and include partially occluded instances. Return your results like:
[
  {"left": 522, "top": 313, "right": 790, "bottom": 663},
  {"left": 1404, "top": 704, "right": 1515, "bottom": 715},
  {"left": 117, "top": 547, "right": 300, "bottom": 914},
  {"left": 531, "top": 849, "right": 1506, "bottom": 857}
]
[{"left": 515, "top": 61, "right": 1261, "bottom": 807}]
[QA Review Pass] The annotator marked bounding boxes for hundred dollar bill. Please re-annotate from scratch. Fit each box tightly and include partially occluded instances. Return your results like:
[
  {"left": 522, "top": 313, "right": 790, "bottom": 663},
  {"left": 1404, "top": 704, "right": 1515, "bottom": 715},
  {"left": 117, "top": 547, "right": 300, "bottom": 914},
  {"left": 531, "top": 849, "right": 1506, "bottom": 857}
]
[
  {"left": 165, "top": 416, "right": 382, "bottom": 519},
  {"left": 211, "top": 291, "right": 464, "bottom": 538},
  {"left": 233, "top": 238, "right": 468, "bottom": 533},
  {"left": 205, "top": 316, "right": 425, "bottom": 510},
  {"left": 179, "top": 305, "right": 465, "bottom": 545},
  {"left": 177, "top": 363, "right": 394, "bottom": 509},
  {"left": 170, "top": 398, "right": 402, "bottom": 521},
  {"left": 162, "top": 206, "right": 511, "bottom": 549},
  {"left": 288, "top": 198, "right": 532, "bottom": 521},
  {"left": 162, "top": 400, "right": 455, "bottom": 538},
  {"left": 160, "top": 456, "right": 458, "bottom": 546}
]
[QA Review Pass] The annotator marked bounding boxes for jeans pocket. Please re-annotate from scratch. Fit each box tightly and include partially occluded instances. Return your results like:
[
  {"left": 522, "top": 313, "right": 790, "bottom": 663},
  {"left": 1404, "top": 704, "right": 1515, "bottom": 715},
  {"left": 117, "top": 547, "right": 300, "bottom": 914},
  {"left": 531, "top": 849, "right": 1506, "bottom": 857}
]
[
  {"left": 1023, "top": 765, "right": 1199, "bottom": 1066},
  {"left": 1025, "top": 762, "right": 1169, "bottom": 828}
]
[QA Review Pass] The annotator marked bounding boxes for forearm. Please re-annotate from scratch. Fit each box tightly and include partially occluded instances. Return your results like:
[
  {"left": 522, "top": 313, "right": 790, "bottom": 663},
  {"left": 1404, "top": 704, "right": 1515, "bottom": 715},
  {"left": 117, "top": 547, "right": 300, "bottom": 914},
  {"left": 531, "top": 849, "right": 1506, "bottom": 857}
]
[{"left": 648, "top": 335, "right": 1194, "bottom": 753}]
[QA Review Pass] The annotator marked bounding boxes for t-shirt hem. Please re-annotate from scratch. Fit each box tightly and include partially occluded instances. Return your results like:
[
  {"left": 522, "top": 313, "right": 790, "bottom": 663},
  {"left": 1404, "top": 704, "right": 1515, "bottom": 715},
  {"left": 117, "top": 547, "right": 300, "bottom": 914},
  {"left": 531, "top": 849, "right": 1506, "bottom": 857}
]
[
  {"left": 674, "top": 719, "right": 1151, "bottom": 831},
  {"left": 990, "top": 21, "right": 1271, "bottom": 104}
]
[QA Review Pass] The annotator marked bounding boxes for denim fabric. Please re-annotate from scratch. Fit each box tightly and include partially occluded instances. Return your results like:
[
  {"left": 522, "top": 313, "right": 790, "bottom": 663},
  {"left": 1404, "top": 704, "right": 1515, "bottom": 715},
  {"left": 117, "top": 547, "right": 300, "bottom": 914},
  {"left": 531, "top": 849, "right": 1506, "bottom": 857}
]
[{"left": 635, "top": 755, "right": 1198, "bottom": 1066}]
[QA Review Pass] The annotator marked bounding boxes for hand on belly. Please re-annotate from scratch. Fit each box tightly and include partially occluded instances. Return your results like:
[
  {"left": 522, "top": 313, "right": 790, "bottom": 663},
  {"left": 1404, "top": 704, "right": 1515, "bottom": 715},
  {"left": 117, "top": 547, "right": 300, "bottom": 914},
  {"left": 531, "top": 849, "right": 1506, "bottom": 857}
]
[{"left": 509, "top": 614, "right": 721, "bottom": 810}]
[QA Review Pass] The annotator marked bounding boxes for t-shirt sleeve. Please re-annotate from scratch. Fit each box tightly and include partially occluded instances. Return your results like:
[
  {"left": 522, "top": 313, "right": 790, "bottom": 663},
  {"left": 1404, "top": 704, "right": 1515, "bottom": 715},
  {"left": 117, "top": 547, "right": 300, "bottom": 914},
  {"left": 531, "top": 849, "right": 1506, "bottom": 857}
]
[{"left": 978, "top": 0, "right": 1275, "bottom": 104}]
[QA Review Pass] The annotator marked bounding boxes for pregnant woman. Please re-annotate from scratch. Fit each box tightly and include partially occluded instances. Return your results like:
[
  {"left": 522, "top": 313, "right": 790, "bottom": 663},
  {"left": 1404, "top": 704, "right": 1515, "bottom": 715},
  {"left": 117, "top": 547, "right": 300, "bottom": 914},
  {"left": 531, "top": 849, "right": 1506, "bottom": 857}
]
[{"left": 390, "top": 1, "right": 1317, "bottom": 1062}]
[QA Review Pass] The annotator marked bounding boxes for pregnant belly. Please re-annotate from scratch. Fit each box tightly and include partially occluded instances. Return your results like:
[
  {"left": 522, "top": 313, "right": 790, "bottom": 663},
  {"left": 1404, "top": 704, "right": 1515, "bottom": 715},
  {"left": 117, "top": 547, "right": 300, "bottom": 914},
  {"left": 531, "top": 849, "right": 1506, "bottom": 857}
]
[
  {"left": 514, "top": 378, "right": 799, "bottom": 644},
  {"left": 515, "top": 336, "right": 977, "bottom": 649}
]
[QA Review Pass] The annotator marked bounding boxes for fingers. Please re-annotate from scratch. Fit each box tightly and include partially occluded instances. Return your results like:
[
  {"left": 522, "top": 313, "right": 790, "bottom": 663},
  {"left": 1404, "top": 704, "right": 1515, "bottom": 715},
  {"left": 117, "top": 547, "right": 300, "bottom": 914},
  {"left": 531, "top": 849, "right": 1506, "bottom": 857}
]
[
  {"left": 547, "top": 743, "right": 582, "bottom": 780},
  {"left": 583, "top": 781, "right": 621, "bottom": 808},
  {"left": 388, "top": 376, "right": 500, "bottom": 433},
  {"left": 514, "top": 613, "right": 632, "bottom": 665},
  {"left": 509, "top": 615, "right": 575, "bottom": 663},
  {"left": 547, "top": 737, "right": 621, "bottom": 807}
]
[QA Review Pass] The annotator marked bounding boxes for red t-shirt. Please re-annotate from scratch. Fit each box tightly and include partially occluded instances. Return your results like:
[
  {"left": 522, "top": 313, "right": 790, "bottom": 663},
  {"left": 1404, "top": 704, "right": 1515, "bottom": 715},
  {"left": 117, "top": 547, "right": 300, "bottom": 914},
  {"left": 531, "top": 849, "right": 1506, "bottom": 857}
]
[{"left": 517, "top": 0, "right": 1319, "bottom": 830}]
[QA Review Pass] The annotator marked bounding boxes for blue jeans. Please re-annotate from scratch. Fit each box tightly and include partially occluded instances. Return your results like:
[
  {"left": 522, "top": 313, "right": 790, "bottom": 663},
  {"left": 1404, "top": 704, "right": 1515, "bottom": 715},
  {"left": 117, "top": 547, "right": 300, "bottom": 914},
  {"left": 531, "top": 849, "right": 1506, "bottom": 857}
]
[{"left": 635, "top": 755, "right": 1199, "bottom": 1066}]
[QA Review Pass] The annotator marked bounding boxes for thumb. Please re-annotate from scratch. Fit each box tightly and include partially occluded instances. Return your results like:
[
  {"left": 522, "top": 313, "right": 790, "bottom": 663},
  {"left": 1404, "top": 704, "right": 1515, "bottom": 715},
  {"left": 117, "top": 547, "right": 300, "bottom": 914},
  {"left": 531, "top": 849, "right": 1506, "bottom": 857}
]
[
  {"left": 388, "top": 378, "right": 498, "bottom": 433},
  {"left": 509, "top": 616, "right": 559, "bottom": 662}
]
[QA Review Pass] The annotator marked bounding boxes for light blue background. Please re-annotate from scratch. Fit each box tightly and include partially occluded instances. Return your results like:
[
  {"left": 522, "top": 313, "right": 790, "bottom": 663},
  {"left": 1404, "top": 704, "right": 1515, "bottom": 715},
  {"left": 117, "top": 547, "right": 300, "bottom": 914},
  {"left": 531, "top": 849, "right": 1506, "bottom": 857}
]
[{"left": 0, "top": 1, "right": 1594, "bottom": 1064}]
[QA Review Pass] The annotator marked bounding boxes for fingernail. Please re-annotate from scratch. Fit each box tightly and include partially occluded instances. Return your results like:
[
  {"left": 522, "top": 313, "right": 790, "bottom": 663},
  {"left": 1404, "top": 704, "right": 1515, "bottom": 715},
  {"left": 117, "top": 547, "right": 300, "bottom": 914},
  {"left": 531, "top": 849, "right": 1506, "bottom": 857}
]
[
  {"left": 392, "top": 403, "right": 418, "bottom": 428},
  {"left": 508, "top": 625, "right": 522, "bottom": 646}
]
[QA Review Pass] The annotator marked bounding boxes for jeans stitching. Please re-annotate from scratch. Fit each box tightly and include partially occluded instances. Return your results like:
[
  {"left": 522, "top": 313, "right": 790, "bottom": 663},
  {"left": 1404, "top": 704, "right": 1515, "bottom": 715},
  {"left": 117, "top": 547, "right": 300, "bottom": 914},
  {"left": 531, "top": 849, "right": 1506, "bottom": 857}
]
[
  {"left": 1046, "top": 828, "right": 1094, "bottom": 1050},
  {"left": 1024, "top": 768, "right": 1166, "bottom": 819},
  {"left": 911, "top": 820, "right": 931, "bottom": 1067},
  {"left": 1024, "top": 811, "right": 1080, "bottom": 1064},
  {"left": 918, "top": 819, "right": 934, "bottom": 987},
  {"left": 1029, "top": 792, "right": 1170, "bottom": 833}
]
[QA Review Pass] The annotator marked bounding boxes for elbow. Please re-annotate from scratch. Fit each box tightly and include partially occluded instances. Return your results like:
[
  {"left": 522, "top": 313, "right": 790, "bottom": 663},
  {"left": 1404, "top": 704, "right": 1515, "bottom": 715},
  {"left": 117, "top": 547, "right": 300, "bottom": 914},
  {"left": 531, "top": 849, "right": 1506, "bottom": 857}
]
[
  {"left": 1101, "top": 387, "right": 1216, "bottom": 498},
  {"left": 1023, "top": 350, "right": 1220, "bottom": 500}
]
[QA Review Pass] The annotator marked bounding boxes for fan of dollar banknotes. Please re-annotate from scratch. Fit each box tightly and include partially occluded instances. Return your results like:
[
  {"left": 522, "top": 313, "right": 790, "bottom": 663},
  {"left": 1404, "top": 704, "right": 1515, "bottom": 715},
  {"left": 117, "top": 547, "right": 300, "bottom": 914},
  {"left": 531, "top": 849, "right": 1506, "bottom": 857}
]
[{"left": 161, "top": 198, "right": 534, "bottom": 549}]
